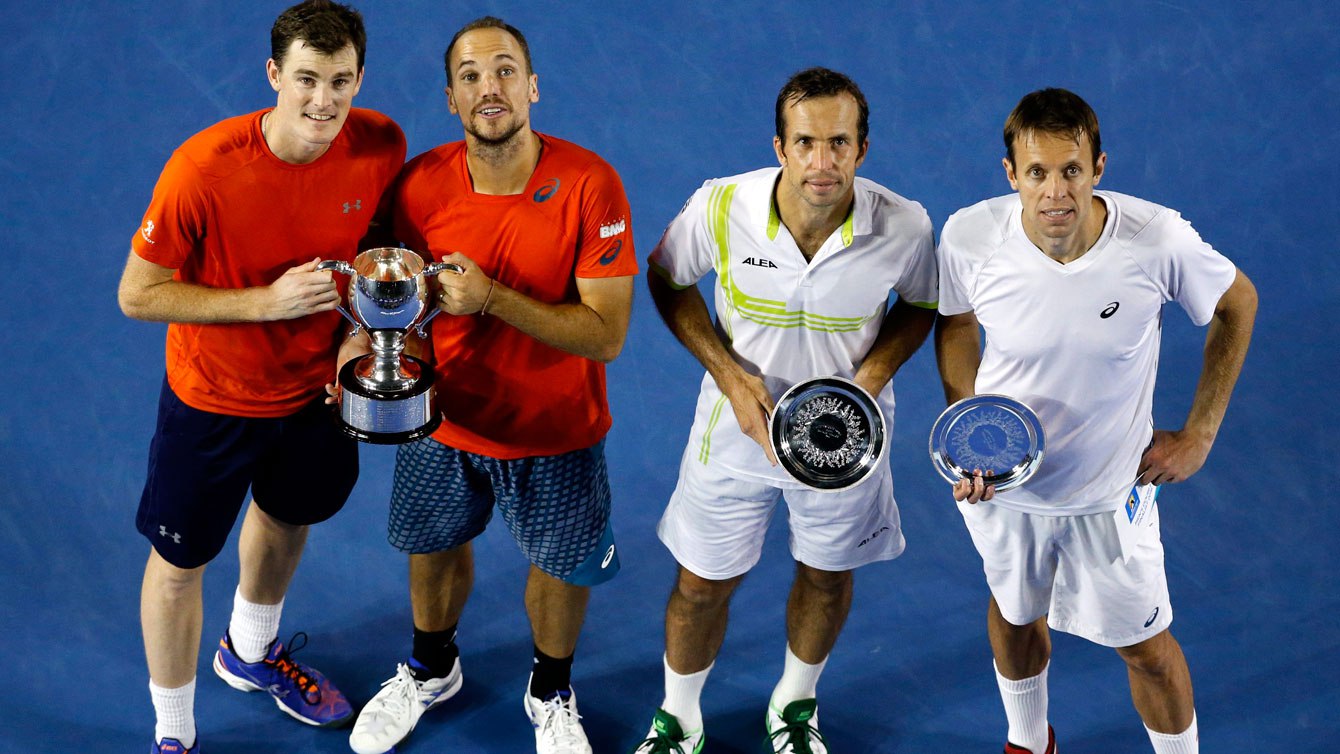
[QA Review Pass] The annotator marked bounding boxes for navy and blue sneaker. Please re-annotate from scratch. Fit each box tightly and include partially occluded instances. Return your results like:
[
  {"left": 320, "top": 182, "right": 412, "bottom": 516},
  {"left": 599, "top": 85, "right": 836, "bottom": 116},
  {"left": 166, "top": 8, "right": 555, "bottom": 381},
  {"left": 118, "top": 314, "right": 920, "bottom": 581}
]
[
  {"left": 151, "top": 737, "right": 198, "bottom": 753},
  {"left": 212, "top": 630, "right": 353, "bottom": 727}
]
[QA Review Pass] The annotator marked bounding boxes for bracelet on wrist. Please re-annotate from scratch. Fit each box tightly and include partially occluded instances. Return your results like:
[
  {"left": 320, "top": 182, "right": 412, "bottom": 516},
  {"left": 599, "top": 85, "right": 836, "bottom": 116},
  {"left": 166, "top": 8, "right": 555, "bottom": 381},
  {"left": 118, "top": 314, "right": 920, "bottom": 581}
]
[{"left": 480, "top": 279, "right": 496, "bottom": 316}]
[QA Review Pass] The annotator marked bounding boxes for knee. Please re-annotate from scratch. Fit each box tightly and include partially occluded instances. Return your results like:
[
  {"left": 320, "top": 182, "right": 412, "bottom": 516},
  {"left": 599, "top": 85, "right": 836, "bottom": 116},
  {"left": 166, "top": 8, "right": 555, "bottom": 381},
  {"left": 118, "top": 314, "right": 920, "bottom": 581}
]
[
  {"left": 673, "top": 568, "right": 739, "bottom": 610},
  {"left": 795, "top": 563, "right": 852, "bottom": 597},
  {"left": 145, "top": 549, "right": 205, "bottom": 600},
  {"left": 1117, "top": 631, "right": 1183, "bottom": 677}
]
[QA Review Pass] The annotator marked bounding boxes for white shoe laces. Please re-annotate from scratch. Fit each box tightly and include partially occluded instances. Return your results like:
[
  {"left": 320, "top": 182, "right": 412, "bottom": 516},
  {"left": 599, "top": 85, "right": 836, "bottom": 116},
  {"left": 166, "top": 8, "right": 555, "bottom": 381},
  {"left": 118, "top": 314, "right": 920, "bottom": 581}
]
[
  {"left": 534, "top": 695, "right": 586, "bottom": 750},
  {"left": 370, "top": 664, "right": 418, "bottom": 722}
]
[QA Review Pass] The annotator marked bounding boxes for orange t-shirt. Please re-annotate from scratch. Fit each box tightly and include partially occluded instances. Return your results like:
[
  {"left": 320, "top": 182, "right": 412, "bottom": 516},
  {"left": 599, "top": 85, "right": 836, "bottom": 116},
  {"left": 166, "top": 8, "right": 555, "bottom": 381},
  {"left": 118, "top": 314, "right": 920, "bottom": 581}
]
[
  {"left": 131, "top": 108, "right": 406, "bottom": 417},
  {"left": 394, "top": 134, "right": 638, "bottom": 458}
]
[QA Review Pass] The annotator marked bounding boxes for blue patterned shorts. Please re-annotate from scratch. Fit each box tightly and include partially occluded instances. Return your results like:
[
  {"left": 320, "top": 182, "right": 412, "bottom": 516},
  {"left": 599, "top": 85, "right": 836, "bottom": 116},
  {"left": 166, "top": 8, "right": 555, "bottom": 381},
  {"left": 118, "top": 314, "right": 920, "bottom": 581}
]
[{"left": 387, "top": 437, "right": 619, "bottom": 586}]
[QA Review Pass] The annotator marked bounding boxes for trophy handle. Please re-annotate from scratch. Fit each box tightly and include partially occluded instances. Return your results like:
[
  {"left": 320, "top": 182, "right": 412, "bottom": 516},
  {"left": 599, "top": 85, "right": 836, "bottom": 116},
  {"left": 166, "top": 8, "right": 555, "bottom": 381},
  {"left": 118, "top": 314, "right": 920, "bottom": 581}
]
[
  {"left": 415, "top": 262, "right": 465, "bottom": 337},
  {"left": 316, "top": 259, "right": 362, "bottom": 334},
  {"left": 423, "top": 262, "right": 464, "bottom": 276},
  {"left": 316, "top": 259, "right": 356, "bottom": 276}
]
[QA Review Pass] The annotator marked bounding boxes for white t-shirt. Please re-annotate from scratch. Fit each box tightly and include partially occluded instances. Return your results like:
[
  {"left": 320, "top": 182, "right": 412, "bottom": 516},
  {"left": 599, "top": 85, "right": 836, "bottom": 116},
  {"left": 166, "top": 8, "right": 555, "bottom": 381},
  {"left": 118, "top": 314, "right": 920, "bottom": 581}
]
[
  {"left": 938, "top": 190, "right": 1237, "bottom": 515},
  {"left": 650, "top": 167, "right": 938, "bottom": 485}
]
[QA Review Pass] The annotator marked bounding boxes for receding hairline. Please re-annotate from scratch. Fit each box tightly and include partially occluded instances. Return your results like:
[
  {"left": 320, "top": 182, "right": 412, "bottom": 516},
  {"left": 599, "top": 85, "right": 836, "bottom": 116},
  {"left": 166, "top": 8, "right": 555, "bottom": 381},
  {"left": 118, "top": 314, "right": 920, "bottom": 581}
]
[
  {"left": 777, "top": 92, "right": 863, "bottom": 140},
  {"left": 446, "top": 26, "right": 530, "bottom": 75},
  {"left": 1007, "top": 126, "right": 1097, "bottom": 164}
]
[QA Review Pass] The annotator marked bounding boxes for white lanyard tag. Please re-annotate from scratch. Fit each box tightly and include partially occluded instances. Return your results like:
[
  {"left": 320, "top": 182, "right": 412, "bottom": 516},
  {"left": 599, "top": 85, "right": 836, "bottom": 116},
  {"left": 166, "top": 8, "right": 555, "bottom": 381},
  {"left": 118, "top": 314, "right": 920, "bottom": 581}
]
[{"left": 1114, "top": 482, "right": 1159, "bottom": 562}]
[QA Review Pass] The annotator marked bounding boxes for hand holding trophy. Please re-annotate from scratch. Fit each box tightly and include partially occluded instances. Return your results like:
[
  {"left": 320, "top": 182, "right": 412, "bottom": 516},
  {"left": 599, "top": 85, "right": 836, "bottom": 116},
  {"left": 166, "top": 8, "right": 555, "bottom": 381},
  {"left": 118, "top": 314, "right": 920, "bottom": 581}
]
[{"left": 318, "top": 248, "right": 461, "bottom": 444}]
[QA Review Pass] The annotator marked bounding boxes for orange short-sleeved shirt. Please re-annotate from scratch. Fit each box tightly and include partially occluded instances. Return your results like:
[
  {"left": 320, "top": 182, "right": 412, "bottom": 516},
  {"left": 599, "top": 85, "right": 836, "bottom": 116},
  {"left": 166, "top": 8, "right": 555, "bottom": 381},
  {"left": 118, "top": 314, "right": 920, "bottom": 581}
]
[
  {"left": 394, "top": 134, "right": 637, "bottom": 458},
  {"left": 131, "top": 108, "right": 406, "bottom": 417}
]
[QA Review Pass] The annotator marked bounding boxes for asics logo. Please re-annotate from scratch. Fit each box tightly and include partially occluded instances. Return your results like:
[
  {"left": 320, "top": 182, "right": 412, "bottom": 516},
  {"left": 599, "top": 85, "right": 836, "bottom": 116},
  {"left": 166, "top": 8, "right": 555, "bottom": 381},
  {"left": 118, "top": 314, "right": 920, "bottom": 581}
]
[
  {"left": 141, "top": 220, "right": 157, "bottom": 244},
  {"left": 1144, "top": 606, "right": 1160, "bottom": 628},
  {"left": 599, "top": 239, "right": 623, "bottom": 266},
  {"left": 1100, "top": 301, "right": 1120, "bottom": 318},
  {"left": 600, "top": 544, "right": 616, "bottom": 568},
  {"left": 533, "top": 178, "right": 560, "bottom": 203}
]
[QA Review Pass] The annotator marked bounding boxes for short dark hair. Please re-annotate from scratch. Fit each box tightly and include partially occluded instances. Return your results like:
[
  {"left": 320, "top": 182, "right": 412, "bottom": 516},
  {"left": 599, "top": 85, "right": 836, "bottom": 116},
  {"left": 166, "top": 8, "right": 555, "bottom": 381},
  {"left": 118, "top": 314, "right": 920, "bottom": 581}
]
[
  {"left": 774, "top": 67, "right": 869, "bottom": 148},
  {"left": 271, "top": 0, "right": 367, "bottom": 71},
  {"left": 444, "top": 16, "right": 533, "bottom": 79},
  {"left": 1004, "top": 88, "right": 1102, "bottom": 166}
]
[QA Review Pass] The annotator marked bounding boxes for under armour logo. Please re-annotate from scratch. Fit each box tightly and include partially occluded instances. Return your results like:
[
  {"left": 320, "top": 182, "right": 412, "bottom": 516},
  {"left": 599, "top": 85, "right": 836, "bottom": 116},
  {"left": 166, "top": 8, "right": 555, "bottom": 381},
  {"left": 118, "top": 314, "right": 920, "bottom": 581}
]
[
  {"left": 159, "top": 526, "right": 181, "bottom": 544},
  {"left": 141, "top": 220, "right": 156, "bottom": 244},
  {"left": 343, "top": 199, "right": 362, "bottom": 213}
]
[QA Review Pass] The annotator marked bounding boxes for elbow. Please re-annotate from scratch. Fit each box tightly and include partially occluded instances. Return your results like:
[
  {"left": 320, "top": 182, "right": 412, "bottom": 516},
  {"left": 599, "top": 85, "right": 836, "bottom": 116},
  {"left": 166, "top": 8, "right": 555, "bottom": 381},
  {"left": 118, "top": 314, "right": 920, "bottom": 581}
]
[
  {"left": 591, "top": 337, "right": 625, "bottom": 364},
  {"left": 589, "top": 327, "right": 629, "bottom": 363},
  {"left": 118, "top": 285, "right": 149, "bottom": 320}
]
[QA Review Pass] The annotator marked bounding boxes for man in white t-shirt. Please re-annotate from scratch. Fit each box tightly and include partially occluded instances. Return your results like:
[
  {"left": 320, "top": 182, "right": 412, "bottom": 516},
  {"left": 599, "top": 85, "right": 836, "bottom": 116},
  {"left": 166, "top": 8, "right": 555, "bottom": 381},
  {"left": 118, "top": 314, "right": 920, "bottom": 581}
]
[
  {"left": 936, "top": 88, "right": 1257, "bottom": 754},
  {"left": 633, "top": 67, "right": 938, "bottom": 754}
]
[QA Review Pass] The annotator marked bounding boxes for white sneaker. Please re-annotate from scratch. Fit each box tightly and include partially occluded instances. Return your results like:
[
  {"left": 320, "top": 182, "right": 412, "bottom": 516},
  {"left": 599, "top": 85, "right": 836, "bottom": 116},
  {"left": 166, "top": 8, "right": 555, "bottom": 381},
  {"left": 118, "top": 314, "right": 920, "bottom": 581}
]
[
  {"left": 348, "top": 659, "right": 462, "bottom": 754},
  {"left": 633, "top": 708, "right": 704, "bottom": 753},
  {"left": 766, "top": 698, "right": 827, "bottom": 754},
  {"left": 523, "top": 683, "right": 593, "bottom": 754}
]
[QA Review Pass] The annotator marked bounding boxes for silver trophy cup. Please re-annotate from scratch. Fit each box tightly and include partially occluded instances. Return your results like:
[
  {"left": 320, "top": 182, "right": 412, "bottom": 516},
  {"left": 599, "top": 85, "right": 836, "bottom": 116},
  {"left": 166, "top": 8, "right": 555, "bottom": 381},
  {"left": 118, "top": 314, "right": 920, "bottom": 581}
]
[{"left": 318, "top": 248, "right": 459, "bottom": 444}]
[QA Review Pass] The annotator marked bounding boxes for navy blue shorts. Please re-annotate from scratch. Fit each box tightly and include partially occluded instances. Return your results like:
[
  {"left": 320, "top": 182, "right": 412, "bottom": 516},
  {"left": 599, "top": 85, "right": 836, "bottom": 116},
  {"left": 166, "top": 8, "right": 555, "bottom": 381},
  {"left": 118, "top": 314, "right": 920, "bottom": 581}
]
[
  {"left": 387, "top": 437, "right": 619, "bottom": 587},
  {"left": 135, "top": 379, "right": 359, "bottom": 569}
]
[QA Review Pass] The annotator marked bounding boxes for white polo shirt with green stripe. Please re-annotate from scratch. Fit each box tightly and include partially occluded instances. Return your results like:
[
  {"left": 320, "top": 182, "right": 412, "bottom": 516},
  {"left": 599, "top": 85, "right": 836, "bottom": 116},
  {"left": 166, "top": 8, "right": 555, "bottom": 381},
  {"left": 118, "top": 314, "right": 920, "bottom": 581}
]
[{"left": 649, "top": 167, "right": 938, "bottom": 486}]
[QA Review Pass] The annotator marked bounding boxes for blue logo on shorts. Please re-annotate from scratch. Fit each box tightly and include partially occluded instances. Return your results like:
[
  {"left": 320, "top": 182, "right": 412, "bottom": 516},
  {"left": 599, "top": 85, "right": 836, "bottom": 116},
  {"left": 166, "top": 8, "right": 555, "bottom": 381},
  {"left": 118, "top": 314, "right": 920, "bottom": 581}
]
[{"left": 1144, "top": 606, "right": 1160, "bottom": 628}]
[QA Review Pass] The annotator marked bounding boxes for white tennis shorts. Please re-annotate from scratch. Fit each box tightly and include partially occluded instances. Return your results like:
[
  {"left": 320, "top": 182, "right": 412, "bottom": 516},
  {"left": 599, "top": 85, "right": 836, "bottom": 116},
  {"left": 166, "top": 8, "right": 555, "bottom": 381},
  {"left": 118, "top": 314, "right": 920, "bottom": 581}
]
[
  {"left": 958, "top": 499, "right": 1173, "bottom": 647},
  {"left": 657, "top": 449, "right": 905, "bottom": 580}
]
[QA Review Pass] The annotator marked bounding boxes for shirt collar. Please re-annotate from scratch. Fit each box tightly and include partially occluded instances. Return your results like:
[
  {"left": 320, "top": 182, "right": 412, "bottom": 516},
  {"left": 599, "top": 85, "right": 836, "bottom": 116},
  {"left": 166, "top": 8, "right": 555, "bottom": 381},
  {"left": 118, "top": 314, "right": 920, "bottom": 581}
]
[{"left": 762, "top": 169, "right": 868, "bottom": 249}]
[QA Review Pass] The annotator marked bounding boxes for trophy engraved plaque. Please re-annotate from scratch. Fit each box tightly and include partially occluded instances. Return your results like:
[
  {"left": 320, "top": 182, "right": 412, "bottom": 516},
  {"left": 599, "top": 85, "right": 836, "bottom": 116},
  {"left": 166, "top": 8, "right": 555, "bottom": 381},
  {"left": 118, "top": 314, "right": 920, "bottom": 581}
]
[
  {"left": 317, "top": 248, "right": 460, "bottom": 444},
  {"left": 929, "top": 394, "right": 1046, "bottom": 491},
  {"left": 769, "top": 376, "right": 886, "bottom": 491}
]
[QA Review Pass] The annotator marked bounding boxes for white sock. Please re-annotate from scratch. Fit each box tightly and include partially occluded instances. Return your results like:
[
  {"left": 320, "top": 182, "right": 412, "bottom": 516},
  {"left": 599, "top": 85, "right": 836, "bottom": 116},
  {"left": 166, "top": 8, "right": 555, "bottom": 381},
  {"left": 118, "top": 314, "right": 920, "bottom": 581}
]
[
  {"left": 150, "top": 677, "right": 196, "bottom": 748},
  {"left": 228, "top": 588, "right": 282, "bottom": 664},
  {"left": 661, "top": 654, "right": 712, "bottom": 734},
  {"left": 1147, "top": 713, "right": 1198, "bottom": 754},
  {"left": 995, "top": 660, "right": 1049, "bottom": 753},
  {"left": 770, "top": 644, "right": 828, "bottom": 710}
]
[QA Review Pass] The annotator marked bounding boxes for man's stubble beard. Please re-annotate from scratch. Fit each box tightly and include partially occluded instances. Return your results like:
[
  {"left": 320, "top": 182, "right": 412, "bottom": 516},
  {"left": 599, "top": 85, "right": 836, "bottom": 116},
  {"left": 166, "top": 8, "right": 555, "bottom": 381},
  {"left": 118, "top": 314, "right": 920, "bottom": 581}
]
[{"left": 466, "top": 118, "right": 528, "bottom": 164}]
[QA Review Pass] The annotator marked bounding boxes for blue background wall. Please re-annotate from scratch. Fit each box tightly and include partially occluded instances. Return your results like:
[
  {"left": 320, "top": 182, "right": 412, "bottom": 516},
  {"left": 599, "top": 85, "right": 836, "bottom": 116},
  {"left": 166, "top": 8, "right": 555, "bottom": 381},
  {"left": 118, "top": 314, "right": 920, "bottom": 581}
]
[{"left": 2, "top": 1, "right": 1336, "bottom": 751}]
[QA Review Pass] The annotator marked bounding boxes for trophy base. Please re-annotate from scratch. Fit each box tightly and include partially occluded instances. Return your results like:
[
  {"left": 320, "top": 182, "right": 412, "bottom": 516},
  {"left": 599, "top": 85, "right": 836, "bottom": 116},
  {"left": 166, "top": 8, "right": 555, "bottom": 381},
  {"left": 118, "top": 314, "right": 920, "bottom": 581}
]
[{"left": 335, "top": 356, "right": 440, "bottom": 445}]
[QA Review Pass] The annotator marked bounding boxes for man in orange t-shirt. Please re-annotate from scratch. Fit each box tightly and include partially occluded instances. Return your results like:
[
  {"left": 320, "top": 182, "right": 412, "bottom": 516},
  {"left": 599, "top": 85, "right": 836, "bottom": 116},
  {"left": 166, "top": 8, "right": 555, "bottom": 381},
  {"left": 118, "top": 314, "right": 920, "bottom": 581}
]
[
  {"left": 117, "top": 3, "right": 405, "bottom": 751},
  {"left": 346, "top": 16, "right": 635, "bottom": 754}
]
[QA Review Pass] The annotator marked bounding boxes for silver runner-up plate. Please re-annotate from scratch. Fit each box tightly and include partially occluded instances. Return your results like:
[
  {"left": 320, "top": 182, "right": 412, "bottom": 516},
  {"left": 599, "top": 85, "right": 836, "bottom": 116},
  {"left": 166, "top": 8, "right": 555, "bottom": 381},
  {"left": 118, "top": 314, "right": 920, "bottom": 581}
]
[
  {"left": 770, "top": 376, "right": 886, "bottom": 492},
  {"left": 929, "top": 394, "right": 1045, "bottom": 492}
]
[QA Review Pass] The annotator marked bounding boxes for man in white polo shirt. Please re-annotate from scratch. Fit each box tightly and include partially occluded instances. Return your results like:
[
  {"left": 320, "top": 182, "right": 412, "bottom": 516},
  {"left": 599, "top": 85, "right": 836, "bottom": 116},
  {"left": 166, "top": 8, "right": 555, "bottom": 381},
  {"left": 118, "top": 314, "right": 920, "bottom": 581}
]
[
  {"left": 633, "top": 67, "right": 938, "bottom": 754},
  {"left": 936, "top": 88, "right": 1257, "bottom": 754}
]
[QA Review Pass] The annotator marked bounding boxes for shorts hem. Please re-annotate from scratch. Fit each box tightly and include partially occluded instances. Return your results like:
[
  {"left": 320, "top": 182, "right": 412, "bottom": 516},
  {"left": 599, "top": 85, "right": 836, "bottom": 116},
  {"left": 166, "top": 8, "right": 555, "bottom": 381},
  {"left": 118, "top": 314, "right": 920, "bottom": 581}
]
[
  {"left": 1048, "top": 612, "right": 1173, "bottom": 648},
  {"left": 795, "top": 537, "right": 906, "bottom": 573},
  {"left": 659, "top": 531, "right": 760, "bottom": 581}
]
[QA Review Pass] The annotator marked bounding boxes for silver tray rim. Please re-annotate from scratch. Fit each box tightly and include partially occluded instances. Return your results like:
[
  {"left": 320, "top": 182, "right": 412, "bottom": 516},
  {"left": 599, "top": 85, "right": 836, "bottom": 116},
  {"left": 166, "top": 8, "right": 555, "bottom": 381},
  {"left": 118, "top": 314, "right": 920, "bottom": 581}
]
[
  {"left": 928, "top": 393, "right": 1046, "bottom": 492},
  {"left": 769, "top": 376, "right": 887, "bottom": 492}
]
